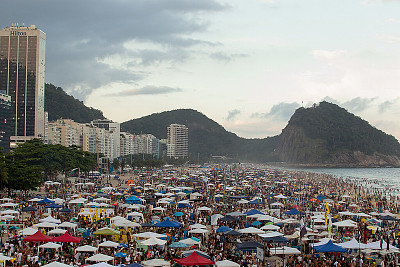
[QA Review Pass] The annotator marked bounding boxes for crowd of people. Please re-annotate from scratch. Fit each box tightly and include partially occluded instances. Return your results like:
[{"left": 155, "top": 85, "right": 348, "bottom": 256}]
[{"left": 0, "top": 164, "right": 399, "bottom": 267}]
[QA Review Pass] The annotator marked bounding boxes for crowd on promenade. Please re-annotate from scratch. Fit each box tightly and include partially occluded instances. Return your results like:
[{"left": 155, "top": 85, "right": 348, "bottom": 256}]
[{"left": 0, "top": 164, "right": 399, "bottom": 267}]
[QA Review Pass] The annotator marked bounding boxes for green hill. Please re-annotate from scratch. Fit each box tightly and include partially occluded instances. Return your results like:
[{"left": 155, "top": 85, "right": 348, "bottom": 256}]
[
  {"left": 277, "top": 101, "right": 400, "bottom": 166},
  {"left": 44, "top": 83, "right": 105, "bottom": 122},
  {"left": 121, "top": 109, "right": 279, "bottom": 162}
]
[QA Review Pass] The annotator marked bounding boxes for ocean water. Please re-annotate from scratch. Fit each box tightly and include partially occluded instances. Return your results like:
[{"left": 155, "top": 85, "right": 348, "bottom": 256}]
[{"left": 280, "top": 167, "right": 400, "bottom": 197}]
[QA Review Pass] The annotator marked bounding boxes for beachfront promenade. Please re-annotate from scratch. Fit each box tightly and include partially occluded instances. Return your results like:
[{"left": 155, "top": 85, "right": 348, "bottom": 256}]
[{"left": 0, "top": 164, "right": 399, "bottom": 267}]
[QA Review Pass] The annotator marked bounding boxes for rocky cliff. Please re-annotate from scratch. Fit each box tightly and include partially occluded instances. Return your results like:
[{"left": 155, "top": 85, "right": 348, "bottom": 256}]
[{"left": 276, "top": 102, "right": 400, "bottom": 167}]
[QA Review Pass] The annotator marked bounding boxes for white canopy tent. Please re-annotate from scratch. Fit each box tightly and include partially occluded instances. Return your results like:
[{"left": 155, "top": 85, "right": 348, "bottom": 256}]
[{"left": 85, "top": 254, "right": 114, "bottom": 263}]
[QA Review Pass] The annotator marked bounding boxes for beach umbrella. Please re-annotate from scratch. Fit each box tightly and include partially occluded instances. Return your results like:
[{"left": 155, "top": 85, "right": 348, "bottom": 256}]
[
  {"left": 169, "top": 242, "right": 189, "bottom": 248},
  {"left": 251, "top": 221, "right": 261, "bottom": 226},
  {"left": 174, "top": 251, "right": 215, "bottom": 266},
  {"left": 173, "top": 212, "right": 184, "bottom": 217},
  {"left": 114, "top": 252, "right": 127, "bottom": 258},
  {"left": 216, "top": 226, "right": 231, "bottom": 233}
]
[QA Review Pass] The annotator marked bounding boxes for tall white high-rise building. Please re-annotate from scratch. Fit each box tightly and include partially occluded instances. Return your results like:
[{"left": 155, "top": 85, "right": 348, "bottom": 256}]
[
  {"left": 0, "top": 24, "right": 46, "bottom": 147},
  {"left": 167, "top": 124, "right": 188, "bottom": 158},
  {"left": 91, "top": 119, "right": 120, "bottom": 159}
]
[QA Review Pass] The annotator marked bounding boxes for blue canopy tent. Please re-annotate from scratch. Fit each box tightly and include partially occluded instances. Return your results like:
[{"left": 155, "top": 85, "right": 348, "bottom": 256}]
[
  {"left": 248, "top": 199, "right": 265, "bottom": 205},
  {"left": 37, "top": 198, "right": 54, "bottom": 205},
  {"left": 314, "top": 240, "right": 347, "bottom": 253},
  {"left": 283, "top": 208, "right": 305, "bottom": 216},
  {"left": 125, "top": 196, "right": 144, "bottom": 204},
  {"left": 59, "top": 208, "right": 72, "bottom": 213},
  {"left": 236, "top": 240, "right": 264, "bottom": 252},
  {"left": 44, "top": 203, "right": 63, "bottom": 209},
  {"left": 124, "top": 263, "right": 145, "bottom": 267},
  {"left": 22, "top": 206, "right": 37, "bottom": 212},
  {"left": 216, "top": 226, "right": 231, "bottom": 233},
  {"left": 156, "top": 218, "right": 181, "bottom": 228},
  {"left": 177, "top": 203, "right": 191, "bottom": 208},
  {"left": 244, "top": 209, "right": 264, "bottom": 216}
]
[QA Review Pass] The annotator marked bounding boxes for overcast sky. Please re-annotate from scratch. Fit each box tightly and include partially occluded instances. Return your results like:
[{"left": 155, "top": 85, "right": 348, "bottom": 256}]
[{"left": 3, "top": 0, "right": 400, "bottom": 139}]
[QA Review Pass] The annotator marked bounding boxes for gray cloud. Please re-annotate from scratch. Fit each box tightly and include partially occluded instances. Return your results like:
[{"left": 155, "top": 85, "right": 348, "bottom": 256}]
[
  {"left": 252, "top": 102, "right": 301, "bottom": 121},
  {"left": 1, "top": 0, "right": 228, "bottom": 99},
  {"left": 226, "top": 109, "right": 241, "bottom": 121},
  {"left": 341, "top": 97, "right": 376, "bottom": 113},
  {"left": 378, "top": 100, "right": 394, "bottom": 113},
  {"left": 105, "top": 86, "right": 183, "bottom": 97}
]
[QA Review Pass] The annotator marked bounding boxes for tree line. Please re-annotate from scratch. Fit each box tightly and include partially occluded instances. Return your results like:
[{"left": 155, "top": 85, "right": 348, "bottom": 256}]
[{"left": 0, "top": 139, "right": 98, "bottom": 192}]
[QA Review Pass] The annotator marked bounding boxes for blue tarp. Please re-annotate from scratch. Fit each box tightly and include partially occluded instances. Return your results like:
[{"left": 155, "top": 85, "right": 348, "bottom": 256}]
[
  {"left": 314, "top": 240, "right": 347, "bottom": 253},
  {"left": 283, "top": 208, "right": 305, "bottom": 216}
]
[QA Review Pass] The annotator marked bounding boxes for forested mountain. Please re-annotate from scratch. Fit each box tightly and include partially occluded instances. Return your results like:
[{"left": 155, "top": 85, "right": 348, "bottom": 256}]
[
  {"left": 44, "top": 83, "right": 105, "bottom": 122},
  {"left": 277, "top": 101, "right": 400, "bottom": 166},
  {"left": 121, "top": 109, "right": 279, "bottom": 161},
  {"left": 44, "top": 83, "right": 400, "bottom": 166}
]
